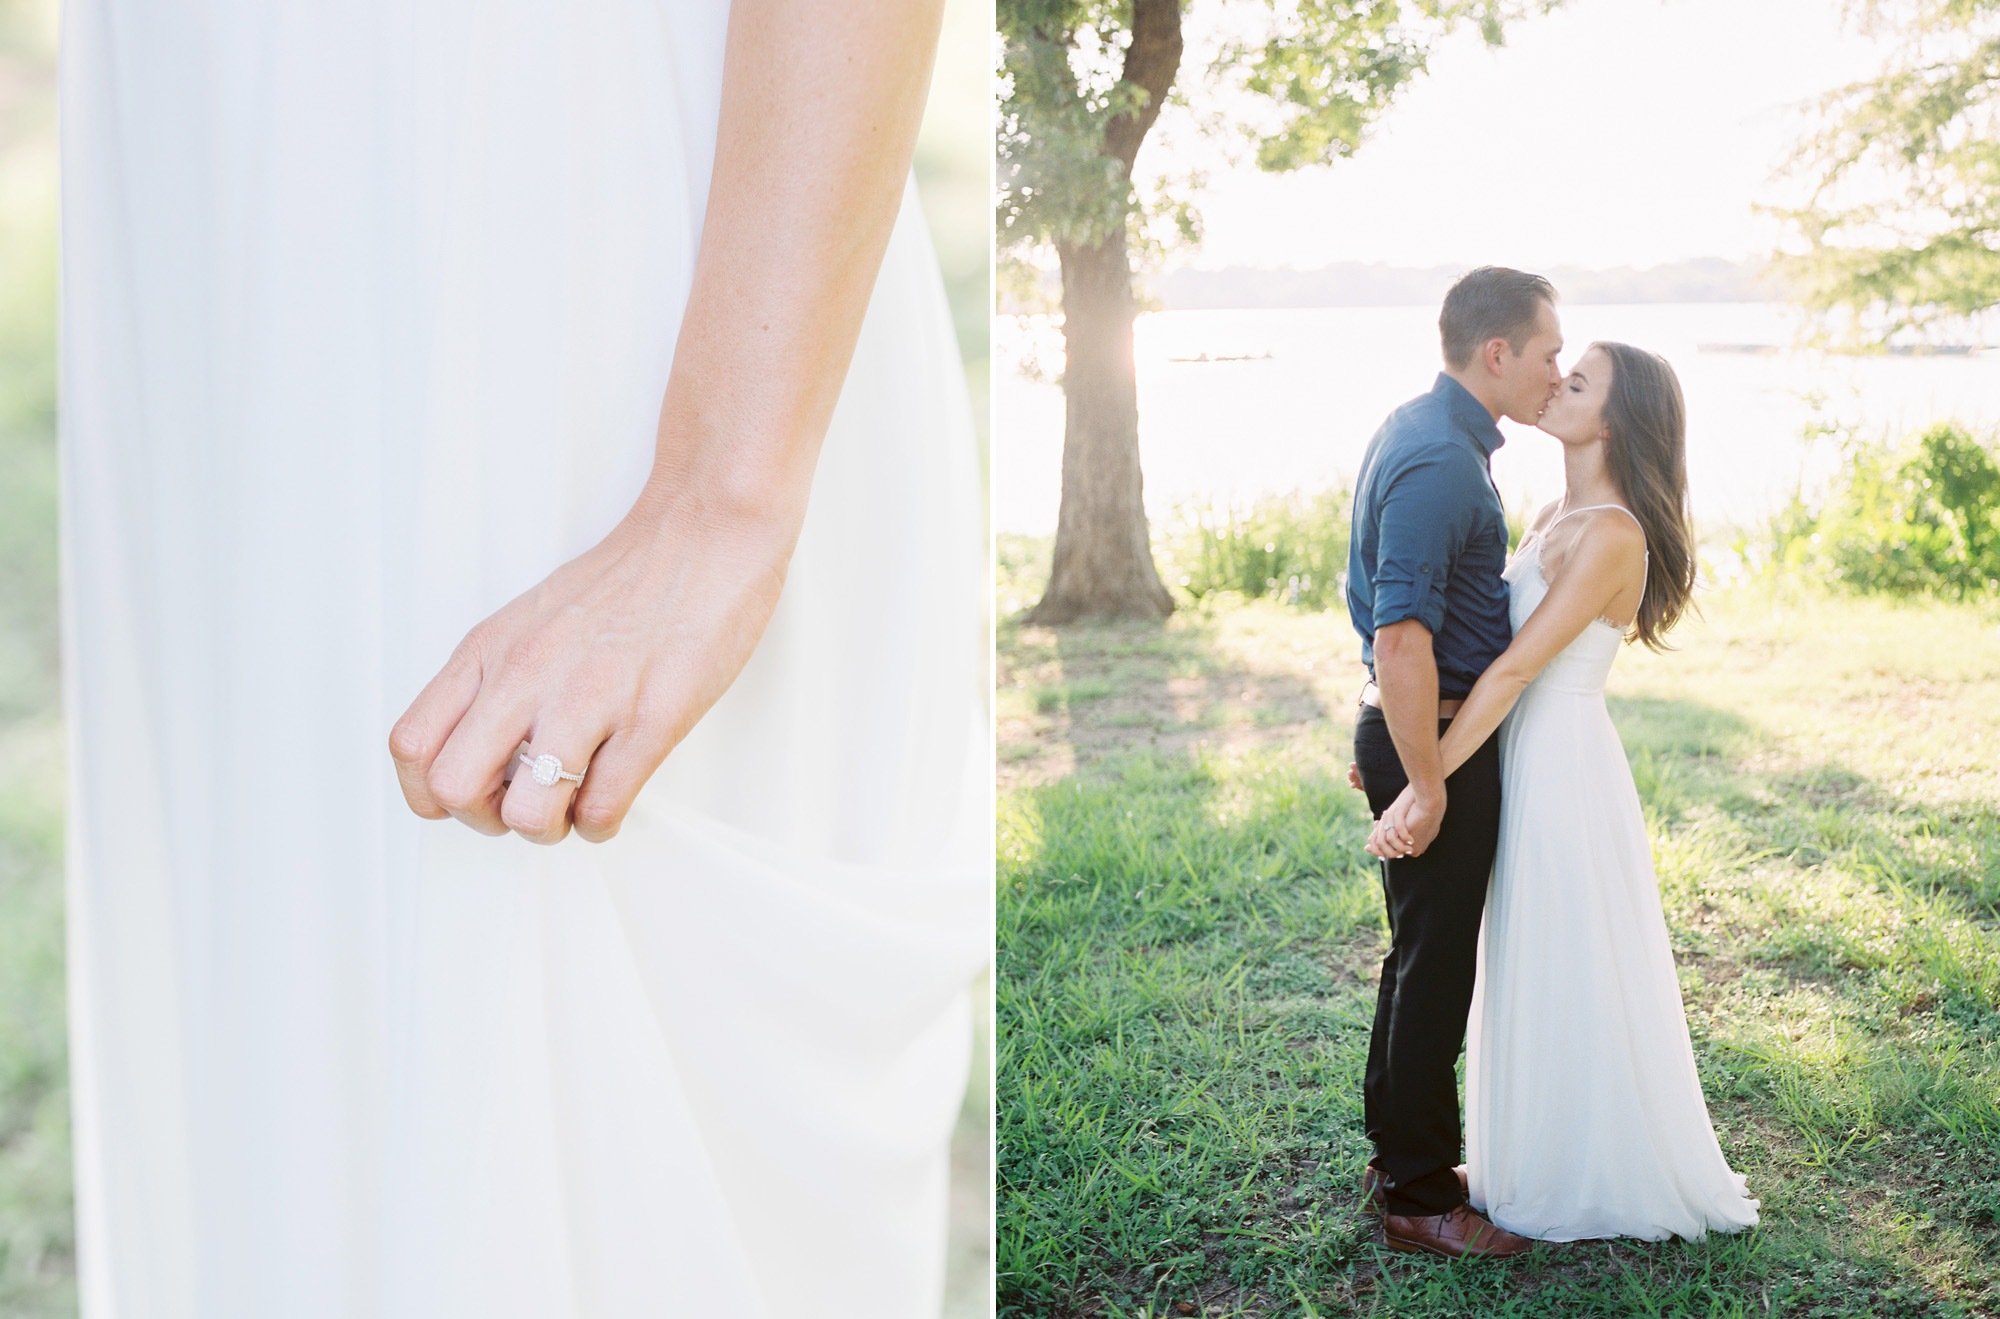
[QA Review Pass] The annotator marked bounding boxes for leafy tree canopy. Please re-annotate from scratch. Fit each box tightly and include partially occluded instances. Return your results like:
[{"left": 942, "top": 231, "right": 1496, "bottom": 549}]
[
  {"left": 1773, "top": 0, "right": 2000, "bottom": 345},
  {"left": 996, "top": 0, "right": 1558, "bottom": 259}
]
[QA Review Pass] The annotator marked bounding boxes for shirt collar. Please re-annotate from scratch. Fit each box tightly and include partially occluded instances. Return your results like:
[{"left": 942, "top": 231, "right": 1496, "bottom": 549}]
[{"left": 1432, "top": 372, "right": 1506, "bottom": 459}]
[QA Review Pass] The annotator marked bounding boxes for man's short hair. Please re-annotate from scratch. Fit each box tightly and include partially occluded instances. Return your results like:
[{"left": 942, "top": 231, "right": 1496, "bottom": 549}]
[{"left": 1439, "top": 267, "right": 1557, "bottom": 370}]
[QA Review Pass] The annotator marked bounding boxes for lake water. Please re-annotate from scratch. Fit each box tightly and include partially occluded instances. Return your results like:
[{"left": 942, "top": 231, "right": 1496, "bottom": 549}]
[{"left": 993, "top": 304, "right": 2000, "bottom": 535}]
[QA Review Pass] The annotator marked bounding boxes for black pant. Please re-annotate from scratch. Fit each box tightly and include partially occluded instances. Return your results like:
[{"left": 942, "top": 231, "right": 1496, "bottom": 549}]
[{"left": 1352, "top": 703, "right": 1502, "bottom": 1216}]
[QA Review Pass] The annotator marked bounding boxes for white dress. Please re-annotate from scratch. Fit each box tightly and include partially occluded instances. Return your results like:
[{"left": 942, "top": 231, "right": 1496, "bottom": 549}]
[
  {"left": 1464, "top": 507, "right": 1758, "bottom": 1242},
  {"left": 57, "top": 4, "right": 989, "bottom": 1317}
]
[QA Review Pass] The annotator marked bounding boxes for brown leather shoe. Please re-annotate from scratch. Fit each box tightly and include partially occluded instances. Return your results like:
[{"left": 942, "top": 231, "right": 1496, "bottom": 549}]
[
  {"left": 1383, "top": 1203, "right": 1532, "bottom": 1259},
  {"left": 1360, "top": 1162, "right": 1469, "bottom": 1215}
]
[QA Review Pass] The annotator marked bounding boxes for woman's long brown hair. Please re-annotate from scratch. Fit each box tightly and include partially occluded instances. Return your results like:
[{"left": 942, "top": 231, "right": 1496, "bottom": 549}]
[{"left": 1595, "top": 341, "right": 1696, "bottom": 650}]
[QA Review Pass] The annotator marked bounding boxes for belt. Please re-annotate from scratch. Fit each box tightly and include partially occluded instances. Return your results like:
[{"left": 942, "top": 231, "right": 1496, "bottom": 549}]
[{"left": 1359, "top": 680, "right": 1464, "bottom": 719}]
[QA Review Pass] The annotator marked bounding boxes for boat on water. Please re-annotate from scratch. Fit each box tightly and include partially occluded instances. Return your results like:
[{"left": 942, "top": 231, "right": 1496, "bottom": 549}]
[
  {"left": 1697, "top": 342, "right": 1989, "bottom": 357},
  {"left": 1167, "top": 349, "right": 1276, "bottom": 363}
]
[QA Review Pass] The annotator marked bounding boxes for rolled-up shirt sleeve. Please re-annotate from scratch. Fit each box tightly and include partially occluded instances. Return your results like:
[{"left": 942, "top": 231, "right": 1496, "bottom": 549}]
[{"left": 1369, "top": 454, "right": 1483, "bottom": 635}]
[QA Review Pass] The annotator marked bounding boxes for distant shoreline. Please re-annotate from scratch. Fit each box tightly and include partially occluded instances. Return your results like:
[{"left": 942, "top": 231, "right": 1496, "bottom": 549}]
[{"left": 1000, "top": 257, "right": 1785, "bottom": 313}]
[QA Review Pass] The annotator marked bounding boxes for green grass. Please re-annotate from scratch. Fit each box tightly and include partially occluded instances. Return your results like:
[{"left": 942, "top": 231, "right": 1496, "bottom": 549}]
[
  {"left": 998, "top": 585, "right": 2000, "bottom": 1318},
  {"left": 0, "top": 712, "right": 69, "bottom": 1316}
]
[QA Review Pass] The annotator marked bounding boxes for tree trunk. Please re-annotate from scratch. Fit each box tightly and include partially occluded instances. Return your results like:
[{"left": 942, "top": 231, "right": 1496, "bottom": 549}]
[
  {"left": 1025, "top": 224, "right": 1175, "bottom": 624},
  {"left": 1024, "top": 0, "right": 1183, "bottom": 625}
]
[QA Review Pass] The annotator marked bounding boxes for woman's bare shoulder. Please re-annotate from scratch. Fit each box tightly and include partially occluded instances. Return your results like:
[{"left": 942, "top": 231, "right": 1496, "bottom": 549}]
[
  {"left": 1542, "top": 504, "right": 1646, "bottom": 590},
  {"left": 1575, "top": 506, "right": 1648, "bottom": 559}
]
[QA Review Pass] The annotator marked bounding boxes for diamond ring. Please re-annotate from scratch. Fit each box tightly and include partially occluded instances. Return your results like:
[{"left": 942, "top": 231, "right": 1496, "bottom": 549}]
[{"left": 518, "top": 749, "right": 585, "bottom": 788}]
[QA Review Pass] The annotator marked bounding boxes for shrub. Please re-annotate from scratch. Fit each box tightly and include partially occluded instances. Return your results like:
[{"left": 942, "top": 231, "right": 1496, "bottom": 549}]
[
  {"left": 1153, "top": 488, "right": 1352, "bottom": 610},
  {"left": 1772, "top": 420, "right": 2000, "bottom": 598},
  {"left": 996, "top": 532, "right": 1054, "bottom": 621},
  {"left": 1154, "top": 488, "right": 1536, "bottom": 612}
]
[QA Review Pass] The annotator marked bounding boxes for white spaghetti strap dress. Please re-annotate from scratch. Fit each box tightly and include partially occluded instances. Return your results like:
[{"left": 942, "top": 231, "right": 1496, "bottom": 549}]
[{"left": 1465, "top": 505, "right": 1758, "bottom": 1242}]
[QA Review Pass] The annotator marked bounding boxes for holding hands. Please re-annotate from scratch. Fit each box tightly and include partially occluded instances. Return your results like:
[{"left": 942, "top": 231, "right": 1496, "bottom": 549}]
[
  {"left": 1346, "top": 760, "right": 1442, "bottom": 860},
  {"left": 1366, "top": 784, "right": 1433, "bottom": 859}
]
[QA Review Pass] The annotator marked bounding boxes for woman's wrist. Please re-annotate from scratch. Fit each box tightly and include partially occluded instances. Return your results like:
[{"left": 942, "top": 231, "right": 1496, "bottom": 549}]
[{"left": 619, "top": 435, "right": 813, "bottom": 565}]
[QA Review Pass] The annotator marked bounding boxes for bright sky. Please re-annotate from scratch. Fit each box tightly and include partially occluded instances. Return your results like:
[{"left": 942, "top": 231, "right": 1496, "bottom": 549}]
[{"left": 1150, "top": 0, "right": 1899, "bottom": 271}]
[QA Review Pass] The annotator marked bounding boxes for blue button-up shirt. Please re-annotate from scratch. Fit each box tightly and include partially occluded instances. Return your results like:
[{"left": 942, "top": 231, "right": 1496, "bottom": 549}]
[{"left": 1346, "top": 373, "right": 1513, "bottom": 699}]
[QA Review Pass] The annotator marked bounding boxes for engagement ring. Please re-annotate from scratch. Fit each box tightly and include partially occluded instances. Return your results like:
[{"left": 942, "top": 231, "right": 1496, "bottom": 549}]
[{"left": 518, "top": 749, "right": 585, "bottom": 788}]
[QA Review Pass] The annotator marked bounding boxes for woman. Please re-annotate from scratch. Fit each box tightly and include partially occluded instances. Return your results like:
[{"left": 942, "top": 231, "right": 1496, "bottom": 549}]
[
  {"left": 1367, "top": 342, "right": 1759, "bottom": 1242},
  {"left": 60, "top": 2, "right": 985, "bottom": 1315}
]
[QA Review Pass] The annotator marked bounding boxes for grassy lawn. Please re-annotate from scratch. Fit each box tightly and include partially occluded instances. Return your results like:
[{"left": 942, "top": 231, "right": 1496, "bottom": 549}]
[{"left": 997, "top": 584, "right": 2000, "bottom": 1318}]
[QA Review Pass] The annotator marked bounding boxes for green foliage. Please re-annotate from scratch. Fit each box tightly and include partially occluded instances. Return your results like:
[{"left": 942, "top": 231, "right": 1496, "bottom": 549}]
[
  {"left": 1770, "top": 0, "right": 2000, "bottom": 346},
  {"left": 1771, "top": 421, "right": 2000, "bottom": 597},
  {"left": 0, "top": 9, "right": 67, "bottom": 1308},
  {"left": 995, "top": 4, "right": 1155, "bottom": 252},
  {"left": 0, "top": 193, "right": 56, "bottom": 443},
  {"left": 1155, "top": 490, "right": 1352, "bottom": 610},
  {"left": 999, "top": 532, "right": 1058, "bottom": 622},
  {"left": 995, "top": 0, "right": 1560, "bottom": 256},
  {"left": 1229, "top": 2, "right": 1434, "bottom": 173},
  {"left": 913, "top": 0, "right": 995, "bottom": 375},
  {"left": 0, "top": 205, "right": 58, "bottom": 731}
]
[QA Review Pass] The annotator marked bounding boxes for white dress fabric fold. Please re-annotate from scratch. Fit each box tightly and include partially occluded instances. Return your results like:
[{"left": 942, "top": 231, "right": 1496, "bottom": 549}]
[
  {"left": 1465, "top": 522, "right": 1758, "bottom": 1242},
  {"left": 57, "top": 3, "right": 989, "bottom": 1316}
]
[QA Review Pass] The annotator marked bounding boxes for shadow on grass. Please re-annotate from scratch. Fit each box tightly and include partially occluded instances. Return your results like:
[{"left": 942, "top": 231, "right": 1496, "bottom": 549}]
[
  {"left": 999, "top": 746, "right": 1388, "bottom": 1318},
  {"left": 998, "top": 611, "right": 1343, "bottom": 788},
  {"left": 999, "top": 683, "right": 2000, "bottom": 1318}
]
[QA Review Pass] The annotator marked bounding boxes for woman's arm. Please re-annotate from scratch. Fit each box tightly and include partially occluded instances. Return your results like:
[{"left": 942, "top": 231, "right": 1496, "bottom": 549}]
[
  {"left": 1367, "top": 512, "right": 1645, "bottom": 856},
  {"left": 1340, "top": 497, "right": 1563, "bottom": 802},
  {"left": 389, "top": 1, "right": 949, "bottom": 845},
  {"left": 638, "top": 0, "right": 946, "bottom": 530}
]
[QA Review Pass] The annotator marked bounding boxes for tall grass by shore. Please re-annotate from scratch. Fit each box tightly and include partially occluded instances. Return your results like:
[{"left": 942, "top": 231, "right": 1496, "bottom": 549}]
[
  {"left": 1006, "top": 416, "right": 2000, "bottom": 626},
  {"left": 997, "top": 582, "right": 2000, "bottom": 1318}
]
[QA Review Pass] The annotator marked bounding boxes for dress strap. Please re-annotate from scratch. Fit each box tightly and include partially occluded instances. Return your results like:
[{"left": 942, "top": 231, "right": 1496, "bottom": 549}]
[{"left": 1546, "top": 502, "right": 1641, "bottom": 535}]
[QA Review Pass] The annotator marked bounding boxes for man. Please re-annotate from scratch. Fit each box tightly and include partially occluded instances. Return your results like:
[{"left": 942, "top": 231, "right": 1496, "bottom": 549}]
[{"left": 1344, "top": 266, "right": 1563, "bottom": 1259}]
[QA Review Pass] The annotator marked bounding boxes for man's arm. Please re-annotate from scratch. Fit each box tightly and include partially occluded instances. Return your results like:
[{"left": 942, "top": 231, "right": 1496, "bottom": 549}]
[
  {"left": 1373, "top": 619, "right": 1446, "bottom": 855},
  {"left": 1363, "top": 450, "right": 1478, "bottom": 857}
]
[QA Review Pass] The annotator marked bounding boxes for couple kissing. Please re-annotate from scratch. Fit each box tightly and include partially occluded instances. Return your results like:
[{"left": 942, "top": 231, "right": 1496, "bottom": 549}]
[{"left": 1344, "top": 266, "right": 1759, "bottom": 1258}]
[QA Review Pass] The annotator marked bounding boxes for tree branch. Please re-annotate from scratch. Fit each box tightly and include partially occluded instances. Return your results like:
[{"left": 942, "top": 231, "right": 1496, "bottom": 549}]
[{"left": 1103, "top": 0, "right": 1183, "bottom": 173}]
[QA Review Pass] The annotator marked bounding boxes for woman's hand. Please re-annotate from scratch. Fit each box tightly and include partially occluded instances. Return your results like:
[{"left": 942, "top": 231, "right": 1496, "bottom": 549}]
[
  {"left": 387, "top": 485, "right": 798, "bottom": 844},
  {"left": 386, "top": 0, "right": 948, "bottom": 844},
  {"left": 1350, "top": 759, "right": 1429, "bottom": 857},
  {"left": 1367, "top": 785, "right": 1422, "bottom": 859}
]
